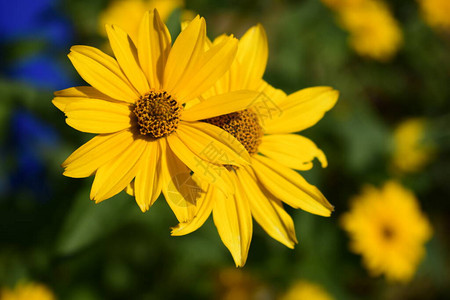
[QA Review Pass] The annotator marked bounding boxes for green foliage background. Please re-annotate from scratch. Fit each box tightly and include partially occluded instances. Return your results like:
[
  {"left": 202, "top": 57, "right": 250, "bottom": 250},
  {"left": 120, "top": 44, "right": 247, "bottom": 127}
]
[{"left": 1, "top": 0, "right": 449, "bottom": 299}]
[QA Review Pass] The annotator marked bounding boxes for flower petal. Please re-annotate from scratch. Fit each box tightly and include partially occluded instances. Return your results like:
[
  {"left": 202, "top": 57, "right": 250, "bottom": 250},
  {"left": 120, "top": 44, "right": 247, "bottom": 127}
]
[
  {"left": 171, "top": 184, "right": 214, "bottom": 236},
  {"left": 264, "top": 87, "right": 339, "bottom": 134},
  {"left": 62, "top": 130, "right": 135, "bottom": 178},
  {"left": 90, "top": 137, "right": 147, "bottom": 202},
  {"left": 251, "top": 155, "right": 334, "bottom": 216},
  {"left": 213, "top": 176, "right": 253, "bottom": 267},
  {"left": 106, "top": 24, "right": 150, "bottom": 95},
  {"left": 181, "top": 90, "right": 260, "bottom": 121},
  {"left": 160, "top": 139, "right": 201, "bottom": 223},
  {"left": 259, "top": 134, "right": 327, "bottom": 170},
  {"left": 53, "top": 86, "right": 117, "bottom": 111},
  {"left": 163, "top": 16, "right": 205, "bottom": 96},
  {"left": 166, "top": 133, "right": 233, "bottom": 194},
  {"left": 176, "top": 122, "right": 250, "bottom": 166},
  {"left": 134, "top": 141, "right": 162, "bottom": 212},
  {"left": 137, "top": 9, "right": 171, "bottom": 89},
  {"left": 237, "top": 167, "right": 297, "bottom": 248},
  {"left": 68, "top": 45, "right": 139, "bottom": 102},
  {"left": 233, "top": 24, "right": 268, "bottom": 90},
  {"left": 171, "top": 35, "right": 238, "bottom": 102},
  {"left": 64, "top": 99, "right": 132, "bottom": 134}
]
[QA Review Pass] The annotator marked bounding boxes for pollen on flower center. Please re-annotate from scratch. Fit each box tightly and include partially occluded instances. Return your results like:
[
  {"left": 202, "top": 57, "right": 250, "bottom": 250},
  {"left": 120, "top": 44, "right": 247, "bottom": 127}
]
[
  {"left": 204, "top": 109, "right": 263, "bottom": 155},
  {"left": 382, "top": 225, "right": 395, "bottom": 240},
  {"left": 133, "top": 90, "right": 182, "bottom": 138}
]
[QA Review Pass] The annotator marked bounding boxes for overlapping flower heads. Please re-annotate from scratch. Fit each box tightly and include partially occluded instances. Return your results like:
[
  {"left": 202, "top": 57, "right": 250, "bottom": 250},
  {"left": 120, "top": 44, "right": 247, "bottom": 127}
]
[{"left": 53, "top": 9, "right": 338, "bottom": 265}]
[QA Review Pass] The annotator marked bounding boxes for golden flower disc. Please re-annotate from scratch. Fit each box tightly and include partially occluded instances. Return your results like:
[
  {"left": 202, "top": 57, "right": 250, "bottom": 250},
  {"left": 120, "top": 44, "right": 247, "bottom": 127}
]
[
  {"left": 204, "top": 109, "right": 263, "bottom": 155},
  {"left": 133, "top": 90, "right": 182, "bottom": 138}
]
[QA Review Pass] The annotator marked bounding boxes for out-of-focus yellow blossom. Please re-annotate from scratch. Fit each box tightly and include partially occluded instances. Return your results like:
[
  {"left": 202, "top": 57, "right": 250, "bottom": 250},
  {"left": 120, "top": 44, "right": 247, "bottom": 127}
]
[
  {"left": 392, "top": 118, "right": 434, "bottom": 173},
  {"left": 1, "top": 282, "right": 55, "bottom": 300},
  {"left": 418, "top": 0, "right": 450, "bottom": 30},
  {"left": 99, "top": 0, "right": 188, "bottom": 40},
  {"left": 322, "top": 0, "right": 403, "bottom": 61},
  {"left": 338, "top": 0, "right": 403, "bottom": 61},
  {"left": 341, "top": 181, "right": 432, "bottom": 282},
  {"left": 280, "top": 280, "right": 334, "bottom": 300}
]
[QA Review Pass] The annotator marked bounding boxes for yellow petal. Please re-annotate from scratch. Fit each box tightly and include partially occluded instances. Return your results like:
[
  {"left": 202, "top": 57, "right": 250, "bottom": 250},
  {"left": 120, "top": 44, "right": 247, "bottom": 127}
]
[
  {"left": 163, "top": 16, "right": 205, "bottom": 95},
  {"left": 171, "top": 184, "right": 214, "bottom": 236},
  {"left": 106, "top": 24, "right": 149, "bottom": 95},
  {"left": 236, "top": 167, "right": 297, "bottom": 248},
  {"left": 212, "top": 176, "right": 253, "bottom": 267},
  {"left": 68, "top": 45, "right": 139, "bottom": 102},
  {"left": 90, "top": 138, "right": 147, "bottom": 202},
  {"left": 233, "top": 24, "right": 268, "bottom": 90},
  {"left": 171, "top": 35, "right": 238, "bottom": 102},
  {"left": 160, "top": 139, "right": 201, "bottom": 222},
  {"left": 176, "top": 122, "right": 250, "bottom": 166},
  {"left": 62, "top": 130, "right": 135, "bottom": 178},
  {"left": 166, "top": 133, "right": 232, "bottom": 194},
  {"left": 259, "top": 134, "right": 327, "bottom": 170},
  {"left": 125, "top": 181, "right": 135, "bottom": 196},
  {"left": 64, "top": 99, "right": 132, "bottom": 134},
  {"left": 53, "top": 86, "right": 117, "bottom": 111},
  {"left": 251, "top": 155, "right": 333, "bottom": 216},
  {"left": 181, "top": 90, "right": 260, "bottom": 121},
  {"left": 137, "top": 9, "right": 171, "bottom": 89},
  {"left": 264, "top": 87, "right": 339, "bottom": 134},
  {"left": 134, "top": 141, "right": 162, "bottom": 212}
]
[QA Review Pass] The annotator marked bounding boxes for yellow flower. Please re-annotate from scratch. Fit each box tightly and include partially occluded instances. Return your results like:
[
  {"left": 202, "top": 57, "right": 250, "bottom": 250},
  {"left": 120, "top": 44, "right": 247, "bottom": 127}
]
[
  {"left": 335, "top": 0, "right": 403, "bottom": 61},
  {"left": 392, "top": 118, "right": 434, "bottom": 173},
  {"left": 280, "top": 280, "right": 334, "bottom": 300},
  {"left": 1, "top": 282, "right": 55, "bottom": 300},
  {"left": 341, "top": 181, "right": 432, "bottom": 282},
  {"left": 53, "top": 10, "right": 259, "bottom": 222},
  {"left": 171, "top": 25, "right": 338, "bottom": 266},
  {"left": 418, "top": 0, "right": 450, "bottom": 30},
  {"left": 99, "top": 0, "right": 185, "bottom": 40}
]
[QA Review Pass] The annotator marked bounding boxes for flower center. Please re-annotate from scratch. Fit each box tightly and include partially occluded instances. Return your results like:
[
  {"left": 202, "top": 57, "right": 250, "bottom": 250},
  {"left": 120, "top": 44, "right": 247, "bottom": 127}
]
[
  {"left": 381, "top": 225, "right": 395, "bottom": 241},
  {"left": 203, "top": 110, "right": 263, "bottom": 155},
  {"left": 133, "top": 90, "right": 182, "bottom": 138}
]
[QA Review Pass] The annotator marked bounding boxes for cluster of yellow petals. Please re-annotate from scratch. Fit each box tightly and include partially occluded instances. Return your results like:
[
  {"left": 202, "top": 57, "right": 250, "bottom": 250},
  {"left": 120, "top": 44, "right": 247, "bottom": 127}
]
[
  {"left": 1, "top": 282, "right": 55, "bottom": 300},
  {"left": 392, "top": 118, "right": 435, "bottom": 174},
  {"left": 322, "top": 0, "right": 403, "bottom": 61},
  {"left": 341, "top": 181, "right": 432, "bottom": 282},
  {"left": 418, "top": 0, "right": 450, "bottom": 31},
  {"left": 280, "top": 280, "right": 334, "bottom": 300}
]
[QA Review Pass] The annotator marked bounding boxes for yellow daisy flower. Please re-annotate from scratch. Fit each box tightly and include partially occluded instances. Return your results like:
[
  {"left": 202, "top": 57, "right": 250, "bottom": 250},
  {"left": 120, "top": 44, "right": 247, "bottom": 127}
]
[
  {"left": 341, "top": 181, "right": 432, "bottom": 282},
  {"left": 99, "top": 0, "right": 185, "bottom": 40},
  {"left": 392, "top": 118, "right": 434, "bottom": 174},
  {"left": 327, "top": 0, "right": 403, "bottom": 62},
  {"left": 280, "top": 280, "right": 334, "bottom": 300},
  {"left": 1, "top": 282, "right": 55, "bottom": 300},
  {"left": 418, "top": 0, "right": 450, "bottom": 31},
  {"left": 171, "top": 25, "right": 338, "bottom": 266},
  {"left": 53, "top": 10, "right": 259, "bottom": 221}
]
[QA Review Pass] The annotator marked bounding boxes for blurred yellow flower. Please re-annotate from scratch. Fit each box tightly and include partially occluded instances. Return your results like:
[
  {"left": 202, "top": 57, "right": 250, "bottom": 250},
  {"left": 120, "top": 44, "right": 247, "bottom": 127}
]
[
  {"left": 53, "top": 10, "right": 257, "bottom": 220},
  {"left": 172, "top": 25, "right": 338, "bottom": 266},
  {"left": 99, "top": 0, "right": 190, "bottom": 40},
  {"left": 418, "top": 0, "right": 450, "bottom": 30},
  {"left": 216, "top": 268, "right": 269, "bottom": 300},
  {"left": 392, "top": 118, "right": 434, "bottom": 173},
  {"left": 280, "top": 280, "right": 334, "bottom": 300},
  {"left": 1, "top": 282, "right": 55, "bottom": 300},
  {"left": 322, "top": 0, "right": 403, "bottom": 61},
  {"left": 338, "top": 0, "right": 403, "bottom": 61},
  {"left": 341, "top": 181, "right": 432, "bottom": 282}
]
